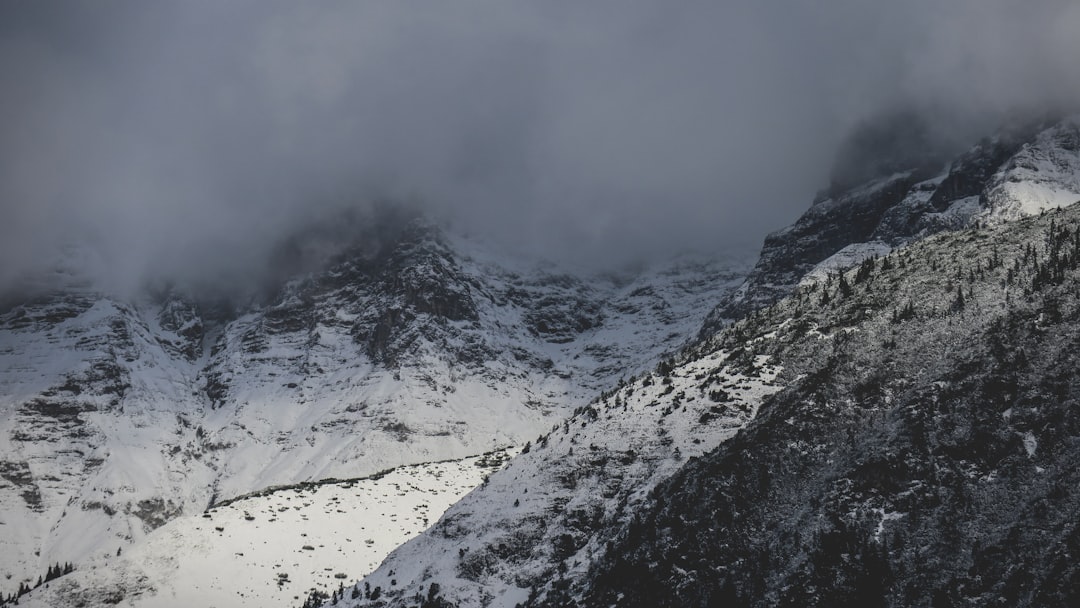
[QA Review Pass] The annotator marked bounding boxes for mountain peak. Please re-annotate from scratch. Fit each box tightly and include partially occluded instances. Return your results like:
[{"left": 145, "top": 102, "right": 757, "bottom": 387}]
[
  {"left": 699, "top": 115, "right": 1077, "bottom": 337},
  {"left": 0, "top": 212, "right": 748, "bottom": 603}
]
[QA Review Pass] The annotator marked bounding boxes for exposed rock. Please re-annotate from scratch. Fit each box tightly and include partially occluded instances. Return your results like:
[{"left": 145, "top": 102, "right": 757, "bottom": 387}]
[
  {"left": 560, "top": 205, "right": 1080, "bottom": 608},
  {"left": 0, "top": 214, "right": 745, "bottom": 596},
  {"left": 700, "top": 117, "right": 1055, "bottom": 336}
]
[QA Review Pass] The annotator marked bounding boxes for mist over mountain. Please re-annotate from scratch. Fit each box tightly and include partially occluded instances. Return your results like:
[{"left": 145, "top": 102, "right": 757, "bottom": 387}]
[
  {"left": 6, "top": 4, "right": 1080, "bottom": 606},
  {"left": 3, "top": 1, "right": 1080, "bottom": 296}
]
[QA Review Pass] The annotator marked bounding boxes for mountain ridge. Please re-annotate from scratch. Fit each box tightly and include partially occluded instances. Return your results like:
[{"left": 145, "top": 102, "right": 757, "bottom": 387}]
[
  {"left": 8, "top": 113, "right": 1080, "bottom": 607},
  {"left": 0, "top": 217, "right": 747, "bottom": 603},
  {"left": 570, "top": 203, "right": 1080, "bottom": 608},
  {"left": 339, "top": 114, "right": 1080, "bottom": 608},
  {"left": 699, "top": 115, "right": 1077, "bottom": 334}
]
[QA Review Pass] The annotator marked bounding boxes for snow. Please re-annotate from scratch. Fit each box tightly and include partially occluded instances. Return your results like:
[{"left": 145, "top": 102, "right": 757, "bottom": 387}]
[
  {"left": 927, "top": 196, "right": 983, "bottom": 226},
  {"left": 19, "top": 450, "right": 516, "bottom": 607},
  {"left": 0, "top": 227, "right": 747, "bottom": 602},
  {"left": 982, "top": 117, "right": 1080, "bottom": 222},
  {"left": 1021, "top": 431, "right": 1037, "bottom": 457},
  {"left": 873, "top": 509, "right": 906, "bottom": 542},
  {"left": 799, "top": 241, "right": 893, "bottom": 286},
  {"left": 348, "top": 347, "right": 783, "bottom": 608}
]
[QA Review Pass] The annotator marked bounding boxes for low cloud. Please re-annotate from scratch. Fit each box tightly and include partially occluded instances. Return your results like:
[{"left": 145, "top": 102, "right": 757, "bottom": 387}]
[{"left": 2, "top": 0, "right": 1078, "bottom": 295}]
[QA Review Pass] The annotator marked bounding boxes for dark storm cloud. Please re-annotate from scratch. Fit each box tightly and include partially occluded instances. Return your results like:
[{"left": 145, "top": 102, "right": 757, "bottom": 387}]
[{"left": 1, "top": 0, "right": 1079, "bottom": 294}]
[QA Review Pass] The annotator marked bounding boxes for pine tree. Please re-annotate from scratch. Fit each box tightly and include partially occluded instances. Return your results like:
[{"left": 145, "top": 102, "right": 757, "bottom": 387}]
[
  {"left": 951, "top": 285, "right": 965, "bottom": 313},
  {"left": 838, "top": 273, "right": 853, "bottom": 298}
]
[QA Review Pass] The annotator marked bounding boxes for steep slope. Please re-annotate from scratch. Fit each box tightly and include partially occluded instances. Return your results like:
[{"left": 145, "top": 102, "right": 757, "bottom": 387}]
[
  {"left": 195, "top": 222, "right": 746, "bottom": 500},
  {"left": 562, "top": 204, "right": 1080, "bottom": 607},
  {"left": 0, "top": 291, "right": 213, "bottom": 594},
  {"left": 347, "top": 339, "right": 782, "bottom": 608},
  {"left": 0, "top": 218, "right": 746, "bottom": 603},
  {"left": 341, "top": 116, "right": 1080, "bottom": 608},
  {"left": 982, "top": 117, "right": 1080, "bottom": 220},
  {"left": 18, "top": 449, "right": 516, "bottom": 608},
  {"left": 700, "top": 115, "right": 1079, "bottom": 333}
]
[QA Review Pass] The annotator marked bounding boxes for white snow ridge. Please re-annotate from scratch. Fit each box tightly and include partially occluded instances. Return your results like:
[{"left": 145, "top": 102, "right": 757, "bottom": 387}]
[{"left": 0, "top": 219, "right": 747, "bottom": 606}]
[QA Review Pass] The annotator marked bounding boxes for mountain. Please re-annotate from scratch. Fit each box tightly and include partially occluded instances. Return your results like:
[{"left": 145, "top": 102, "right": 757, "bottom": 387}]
[
  {"left": 18, "top": 449, "right": 518, "bottom": 608},
  {"left": 339, "top": 115, "right": 1080, "bottom": 608},
  {"left": 0, "top": 216, "right": 747, "bottom": 605},
  {"left": 9, "top": 112, "right": 1080, "bottom": 608},
  {"left": 343, "top": 320, "right": 784, "bottom": 608},
  {"left": 569, "top": 203, "right": 1080, "bottom": 608},
  {"left": 699, "top": 115, "right": 1078, "bottom": 333}
]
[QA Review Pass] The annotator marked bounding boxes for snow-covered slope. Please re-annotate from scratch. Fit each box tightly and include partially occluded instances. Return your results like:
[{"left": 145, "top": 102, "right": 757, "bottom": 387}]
[
  {"left": 346, "top": 346, "right": 781, "bottom": 608},
  {"left": 0, "top": 293, "right": 214, "bottom": 594},
  {"left": 18, "top": 449, "right": 515, "bottom": 608},
  {"left": 0, "top": 218, "right": 747, "bottom": 603},
  {"left": 343, "top": 195, "right": 1080, "bottom": 608},
  {"left": 335, "top": 115, "right": 1080, "bottom": 608},
  {"left": 566, "top": 202, "right": 1080, "bottom": 608},
  {"left": 701, "top": 115, "right": 1079, "bottom": 333},
  {"left": 981, "top": 116, "right": 1080, "bottom": 220}
]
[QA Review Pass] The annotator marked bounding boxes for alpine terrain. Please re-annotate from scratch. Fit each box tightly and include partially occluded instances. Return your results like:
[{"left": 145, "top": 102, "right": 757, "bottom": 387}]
[
  {"left": 7, "top": 110, "right": 1080, "bottom": 608},
  {"left": 3, "top": 2, "right": 1080, "bottom": 608},
  {"left": 327, "top": 115, "right": 1080, "bottom": 608},
  {"left": 0, "top": 211, "right": 748, "bottom": 606}
]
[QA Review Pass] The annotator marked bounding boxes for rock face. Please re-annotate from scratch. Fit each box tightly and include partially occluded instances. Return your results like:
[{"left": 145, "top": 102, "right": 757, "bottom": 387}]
[
  {"left": 0, "top": 218, "right": 747, "bottom": 598},
  {"left": 569, "top": 205, "right": 1080, "bottom": 608},
  {"left": 699, "top": 116, "right": 1075, "bottom": 334},
  {"left": 349, "top": 337, "right": 784, "bottom": 608},
  {"left": 342, "top": 115, "right": 1080, "bottom": 608}
]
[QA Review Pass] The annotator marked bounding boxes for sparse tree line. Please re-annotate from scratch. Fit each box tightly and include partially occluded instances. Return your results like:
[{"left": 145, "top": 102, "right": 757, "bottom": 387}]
[
  {"left": 300, "top": 580, "right": 386, "bottom": 608},
  {"left": 771, "top": 211, "right": 1080, "bottom": 330},
  {"left": 0, "top": 562, "right": 75, "bottom": 606}
]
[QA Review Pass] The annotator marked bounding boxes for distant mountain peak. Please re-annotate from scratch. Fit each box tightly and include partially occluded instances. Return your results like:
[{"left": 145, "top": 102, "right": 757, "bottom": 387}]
[
  {"left": 700, "top": 114, "right": 1077, "bottom": 336},
  {"left": 0, "top": 212, "right": 747, "bottom": 603}
]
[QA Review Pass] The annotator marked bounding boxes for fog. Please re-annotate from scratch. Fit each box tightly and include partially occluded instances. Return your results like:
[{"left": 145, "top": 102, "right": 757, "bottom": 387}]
[{"left": 2, "top": 0, "right": 1079, "bottom": 294}]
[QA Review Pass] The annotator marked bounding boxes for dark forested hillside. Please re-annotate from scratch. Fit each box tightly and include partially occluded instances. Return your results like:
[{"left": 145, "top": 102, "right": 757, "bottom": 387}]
[
  {"left": 344, "top": 117, "right": 1080, "bottom": 608},
  {"left": 570, "top": 206, "right": 1080, "bottom": 607}
]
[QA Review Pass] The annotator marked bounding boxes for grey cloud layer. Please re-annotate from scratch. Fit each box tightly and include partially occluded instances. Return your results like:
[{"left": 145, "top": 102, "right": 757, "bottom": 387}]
[{"left": 2, "top": 0, "right": 1079, "bottom": 293}]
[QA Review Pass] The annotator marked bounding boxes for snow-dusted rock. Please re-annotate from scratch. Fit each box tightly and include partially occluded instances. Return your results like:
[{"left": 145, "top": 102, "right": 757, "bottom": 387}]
[
  {"left": 0, "top": 218, "right": 746, "bottom": 602},
  {"left": 700, "top": 116, "right": 1074, "bottom": 336}
]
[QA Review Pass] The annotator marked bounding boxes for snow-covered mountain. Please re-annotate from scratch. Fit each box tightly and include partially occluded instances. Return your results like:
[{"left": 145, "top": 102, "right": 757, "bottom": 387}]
[
  {"left": 9, "top": 112, "right": 1080, "bottom": 608},
  {"left": 19, "top": 449, "right": 518, "bottom": 608},
  {"left": 348, "top": 344, "right": 783, "bottom": 608},
  {"left": 700, "top": 115, "right": 1080, "bottom": 333},
  {"left": 567, "top": 202, "right": 1080, "bottom": 607},
  {"left": 0, "top": 216, "right": 747, "bottom": 604},
  {"left": 335, "top": 114, "right": 1080, "bottom": 608}
]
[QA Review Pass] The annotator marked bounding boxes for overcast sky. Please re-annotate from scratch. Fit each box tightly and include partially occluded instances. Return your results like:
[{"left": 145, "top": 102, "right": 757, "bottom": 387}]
[{"left": 2, "top": 0, "right": 1079, "bottom": 294}]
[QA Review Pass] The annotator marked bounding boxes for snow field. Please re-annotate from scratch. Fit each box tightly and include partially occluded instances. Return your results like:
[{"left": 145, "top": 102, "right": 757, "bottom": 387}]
[
  {"left": 350, "top": 349, "right": 782, "bottom": 608},
  {"left": 19, "top": 449, "right": 516, "bottom": 608}
]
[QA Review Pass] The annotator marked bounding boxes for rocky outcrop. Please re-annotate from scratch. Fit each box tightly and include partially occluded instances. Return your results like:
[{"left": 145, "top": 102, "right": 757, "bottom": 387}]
[
  {"left": 557, "top": 204, "right": 1080, "bottom": 608},
  {"left": 699, "top": 117, "right": 1055, "bottom": 336},
  {"left": 343, "top": 116, "right": 1080, "bottom": 608},
  {"left": 0, "top": 216, "right": 746, "bottom": 597}
]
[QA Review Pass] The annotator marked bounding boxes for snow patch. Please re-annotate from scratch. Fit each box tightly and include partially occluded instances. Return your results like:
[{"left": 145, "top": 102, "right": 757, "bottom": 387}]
[
  {"left": 799, "top": 242, "right": 893, "bottom": 287},
  {"left": 1021, "top": 431, "right": 1038, "bottom": 457},
  {"left": 19, "top": 450, "right": 516, "bottom": 608}
]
